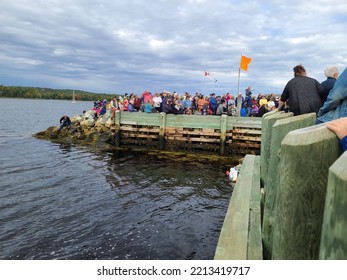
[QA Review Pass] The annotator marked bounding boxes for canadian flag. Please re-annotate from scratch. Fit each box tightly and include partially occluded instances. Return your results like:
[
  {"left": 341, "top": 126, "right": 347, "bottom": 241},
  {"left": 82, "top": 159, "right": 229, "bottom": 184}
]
[{"left": 204, "top": 71, "right": 210, "bottom": 76}]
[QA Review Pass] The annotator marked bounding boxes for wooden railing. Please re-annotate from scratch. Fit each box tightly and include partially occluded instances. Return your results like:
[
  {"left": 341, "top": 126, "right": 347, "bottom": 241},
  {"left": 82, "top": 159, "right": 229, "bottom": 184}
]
[{"left": 112, "top": 112, "right": 262, "bottom": 155}]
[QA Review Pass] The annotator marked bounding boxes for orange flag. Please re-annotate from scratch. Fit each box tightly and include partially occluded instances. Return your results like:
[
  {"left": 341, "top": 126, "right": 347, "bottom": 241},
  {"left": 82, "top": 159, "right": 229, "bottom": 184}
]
[{"left": 240, "top": 55, "right": 252, "bottom": 71}]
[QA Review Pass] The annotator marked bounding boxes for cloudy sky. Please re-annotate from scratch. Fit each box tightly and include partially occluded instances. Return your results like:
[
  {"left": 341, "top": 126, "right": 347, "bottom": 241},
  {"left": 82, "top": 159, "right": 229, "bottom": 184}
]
[{"left": 1, "top": 0, "right": 347, "bottom": 95}]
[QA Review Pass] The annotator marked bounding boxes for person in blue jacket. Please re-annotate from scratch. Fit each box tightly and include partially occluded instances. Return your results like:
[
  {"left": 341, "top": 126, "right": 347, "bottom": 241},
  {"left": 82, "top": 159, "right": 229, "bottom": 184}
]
[
  {"left": 317, "top": 67, "right": 347, "bottom": 123},
  {"left": 326, "top": 117, "right": 347, "bottom": 151}
]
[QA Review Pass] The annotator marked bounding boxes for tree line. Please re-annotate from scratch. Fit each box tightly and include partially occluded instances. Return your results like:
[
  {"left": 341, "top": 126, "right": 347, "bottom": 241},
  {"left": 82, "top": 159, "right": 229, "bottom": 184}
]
[{"left": 0, "top": 85, "right": 116, "bottom": 101}]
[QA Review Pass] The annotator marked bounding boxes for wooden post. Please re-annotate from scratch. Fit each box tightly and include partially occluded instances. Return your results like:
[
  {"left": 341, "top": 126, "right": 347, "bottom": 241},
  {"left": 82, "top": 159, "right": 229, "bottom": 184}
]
[
  {"left": 114, "top": 111, "right": 121, "bottom": 147},
  {"left": 319, "top": 152, "right": 347, "bottom": 259},
  {"left": 159, "top": 112, "right": 166, "bottom": 150},
  {"left": 272, "top": 124, "right": 342, "bottom": 259},
  {"left": 260, "top": 111, "right": 293, "bottom": 187},
  {"left": 262, "top": 113, "right": 316, "bottom": 259},
  {"left": 236, "top": 95, "right": 242, "bottom": 116},
  {"left": 220, "top": 114, "right": 227, "bottom": 156},
  {"left": 248, "top": 155, "right": 263, "bottom": 260}
]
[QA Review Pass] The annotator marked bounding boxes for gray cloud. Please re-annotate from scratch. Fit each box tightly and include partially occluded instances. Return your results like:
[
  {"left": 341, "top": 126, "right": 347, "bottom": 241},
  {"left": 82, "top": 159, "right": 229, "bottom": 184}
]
[{"left": 1, "top": 0, "right": 347, "bottom": 95}]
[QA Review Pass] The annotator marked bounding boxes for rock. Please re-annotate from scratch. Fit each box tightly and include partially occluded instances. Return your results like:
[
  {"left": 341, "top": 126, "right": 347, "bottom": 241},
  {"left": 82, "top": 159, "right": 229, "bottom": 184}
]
[{"left": 34, "top": 115, "right": 115, "bottom": 151}]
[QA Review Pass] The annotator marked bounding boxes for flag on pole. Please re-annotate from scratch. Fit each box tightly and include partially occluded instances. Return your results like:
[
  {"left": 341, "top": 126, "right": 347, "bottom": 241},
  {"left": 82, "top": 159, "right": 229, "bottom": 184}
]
[
  {"left": 204, "top": 71, "right": 210, "bottom": 76},
  {"left": 240, "top": 55, "right": 252, "bottom": 71}
]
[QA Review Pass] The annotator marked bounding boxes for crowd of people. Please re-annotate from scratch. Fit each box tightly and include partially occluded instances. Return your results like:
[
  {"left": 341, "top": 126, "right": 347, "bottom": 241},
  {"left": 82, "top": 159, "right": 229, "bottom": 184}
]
[
  {"left": 60, "top": 63, "right": 347, "bottom": 151},
  {"left": 94, "top": 89, "right": 283, "bottom": 119}
]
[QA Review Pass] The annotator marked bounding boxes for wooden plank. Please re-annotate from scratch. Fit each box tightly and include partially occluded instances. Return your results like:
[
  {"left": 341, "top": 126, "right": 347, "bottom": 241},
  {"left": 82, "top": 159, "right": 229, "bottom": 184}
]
[
  {"left": 260, "top": 112, "right": 293, "bottom": 186},
  {"left": 165, "top": 127, "right": 222, "bottom": 136},
  {"left": 233, "top": 135, "right": 261, "bottom": 142},
  {"left": 319, "top": 152, "right": 347, "bottom": 260},
  {"left": 121, "top": 120, "right": 138, "bottom": 125},
  {"left": 166, "top": 136, "right": 220, "bottom": 143},
  {"left": 248, "top": 155, "right": 263, "bottom": 260},
  {"left": 214, "top": 155, "right": 256, "bottom": 260},
  {"left": 120, "top": 111, "right": 161, "bottom": 126},
  {"left": 120, "top": 126, "right": 160, "bottom": 132},
  {"left": 272, "top": 124, "right": 342, "bottom": 260},
  {"left": 233, "top": 129, "right": 262, "bottom": 135},
  {"left": 262, "top": 113, "right": 316, "bottom": 259},
  {"left": 121, "top": 133, "right": 159, "bottom": 139}
]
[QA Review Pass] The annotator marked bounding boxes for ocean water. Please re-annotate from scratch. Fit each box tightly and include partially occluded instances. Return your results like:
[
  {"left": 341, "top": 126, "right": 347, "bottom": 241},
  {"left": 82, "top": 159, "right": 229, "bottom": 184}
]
[{"left": 0, "top": 98, "right": 233, "bottom": 260}]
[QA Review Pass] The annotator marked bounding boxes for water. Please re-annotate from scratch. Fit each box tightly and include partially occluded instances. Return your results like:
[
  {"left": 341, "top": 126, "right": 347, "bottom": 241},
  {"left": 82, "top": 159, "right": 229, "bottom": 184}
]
[{"left": 0, "top": 98, "right": 233, "bottom": 260}]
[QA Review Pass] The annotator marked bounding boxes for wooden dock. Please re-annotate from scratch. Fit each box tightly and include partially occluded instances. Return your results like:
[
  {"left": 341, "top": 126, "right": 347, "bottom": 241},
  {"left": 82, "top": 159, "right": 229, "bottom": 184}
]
[
  {"left": 112, "top": 112, "right": 262, "bottom": 155},
  {"left": 214, "top": 111, "right": 347, "bottom": 260}
]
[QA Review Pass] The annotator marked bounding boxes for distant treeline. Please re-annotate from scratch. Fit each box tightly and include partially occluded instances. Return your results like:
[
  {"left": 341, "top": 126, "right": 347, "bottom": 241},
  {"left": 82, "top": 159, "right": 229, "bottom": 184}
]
[{"left": 0, "top": 85, "right": 116, "bottom": 101}]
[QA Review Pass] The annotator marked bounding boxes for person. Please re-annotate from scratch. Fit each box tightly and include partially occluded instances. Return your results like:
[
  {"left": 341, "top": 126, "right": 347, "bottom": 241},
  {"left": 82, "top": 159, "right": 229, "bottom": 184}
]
[
  {"left": 110, "top": 96, "right": 120, "bottom": 120},
  {"left": 216, "top": 100, "right": 227, "bottom": 115},
  {"left": 240, "top": 105, "right": 247, "bottom": 117},
  {"left": 152, "top": 93, "right": 162, "bottom": 112},
  {"left": 243, "top": 90, "right": 253, "bottom": 116},
  {"left": 144, "top": 100, "right": 153, "bottom": 113},
  {"left": 59, "top": 114, "right": 71, "bottom": 131},
  {"left": 257, "top": 104, "right": 268, "bottom": 117},
  {"left": 250, "top": 104, "right": 259, "bottom": 117},
  {"left": 326, "top": 117, "right": 347, "bottom": 151},
  {"left": 259, "top": 94, "right": 268, "bottom": 107},
  {"left": 245, "top": 86, "right": 252, "bottom": 96},
  {"left": 316, "top": 67, "right": 347, "bottom": 123},
  {"left": 209, "top": 93, "right": 218, "bottom": 114},
  {"left": 277, "top": 64, "right": 324, "bottom": 116},
  {"left": 133, "top": 95, "right": 141, "bottom": 111},
  {"left": 267, "top": 95, "right": 276, "bottom": 110},
  {"left": 170, "top": 99, "right": 184, "bottom": 114},
  {"left": 197, "top": 95, "right": 206, "bottom": 112},
  {"left": 128, "top": 102, "right": 137, "bottom": 112},
  {"left": 227, "top": 103, "right": 238, "bottom": 117},
  {"left": 321, "top": 66, "right": 339, "bottom": 103}
]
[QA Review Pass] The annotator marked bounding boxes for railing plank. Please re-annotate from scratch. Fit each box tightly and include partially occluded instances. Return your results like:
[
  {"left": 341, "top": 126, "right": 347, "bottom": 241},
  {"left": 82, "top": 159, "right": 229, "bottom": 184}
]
[
  {"left": 262, "top": 113, "right": 316, "bottom": 259},
  {"left": 319, "top": 152, "right": 347, "bottom": 260}
]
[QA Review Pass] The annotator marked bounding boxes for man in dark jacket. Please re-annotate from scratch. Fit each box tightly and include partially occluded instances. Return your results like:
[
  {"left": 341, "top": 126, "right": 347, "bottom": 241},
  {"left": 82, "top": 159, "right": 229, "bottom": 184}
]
[
  {"left": 59, "top": 114, "right": 71, "bottom": 131},
  {"left": 277, "top": 64, "right": 324, "bottom": 116}
]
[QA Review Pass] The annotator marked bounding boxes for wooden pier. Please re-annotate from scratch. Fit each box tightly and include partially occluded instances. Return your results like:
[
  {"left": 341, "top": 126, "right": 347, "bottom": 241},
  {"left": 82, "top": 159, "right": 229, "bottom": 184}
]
[
  {"left": 112, "top": 112, "right": 262, "bottom": 155},
  {"left": 214, "top": 111, "right": 347, "bottom": 260}
]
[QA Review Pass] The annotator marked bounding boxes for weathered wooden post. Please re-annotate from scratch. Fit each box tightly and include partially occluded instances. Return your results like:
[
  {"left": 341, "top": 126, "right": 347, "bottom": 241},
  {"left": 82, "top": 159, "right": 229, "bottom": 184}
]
[
  {"left": 262, "top": 113, "right": 316, "bottom": 259},
  {"left": 272, "top": 124, "right": 342, "bottom": 259},
  {"left": 319, "top": 152, "right": 347, "bottom": 259},
  {"left": 159, "top": 112, "right": 166, "bottom": 150},
  {"left": 220, "top": 114, "right": 227, "bottom": 156},
  {"left": 114, "top": 111, "right": 121, "bottom": 147},
  {"left": 260, "top": 111, "right": 293, "bottom": 187},
  {"left": 237, "top": 95, "right": 242, "bottom": 116}
]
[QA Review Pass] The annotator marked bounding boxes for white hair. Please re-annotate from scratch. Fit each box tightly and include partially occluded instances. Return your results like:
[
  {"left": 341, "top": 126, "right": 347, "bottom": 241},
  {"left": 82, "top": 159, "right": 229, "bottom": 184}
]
[{"left": 324, "top": 66, "right": 339, "bottom": 78}]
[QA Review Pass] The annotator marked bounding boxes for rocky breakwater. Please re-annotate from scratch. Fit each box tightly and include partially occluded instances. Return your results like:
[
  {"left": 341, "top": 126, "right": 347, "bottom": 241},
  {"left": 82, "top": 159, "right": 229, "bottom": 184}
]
[{"left": 34, "top": 110, "right": 116, "bottom": 150}]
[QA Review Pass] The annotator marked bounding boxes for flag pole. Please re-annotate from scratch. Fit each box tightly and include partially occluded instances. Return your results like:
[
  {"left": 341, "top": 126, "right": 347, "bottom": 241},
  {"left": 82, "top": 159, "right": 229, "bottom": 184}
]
[
  {"left": 237, "top": 54, "right": 242, "bottom": 114},
  {"left": 237, "top": 67, "right": 241, "bottom": 95}
]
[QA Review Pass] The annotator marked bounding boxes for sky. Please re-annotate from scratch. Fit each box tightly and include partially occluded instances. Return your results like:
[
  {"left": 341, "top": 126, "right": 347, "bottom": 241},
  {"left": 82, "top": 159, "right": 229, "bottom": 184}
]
[{"left": 1, "top": 0, "right": 347, "bottom": 96}]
